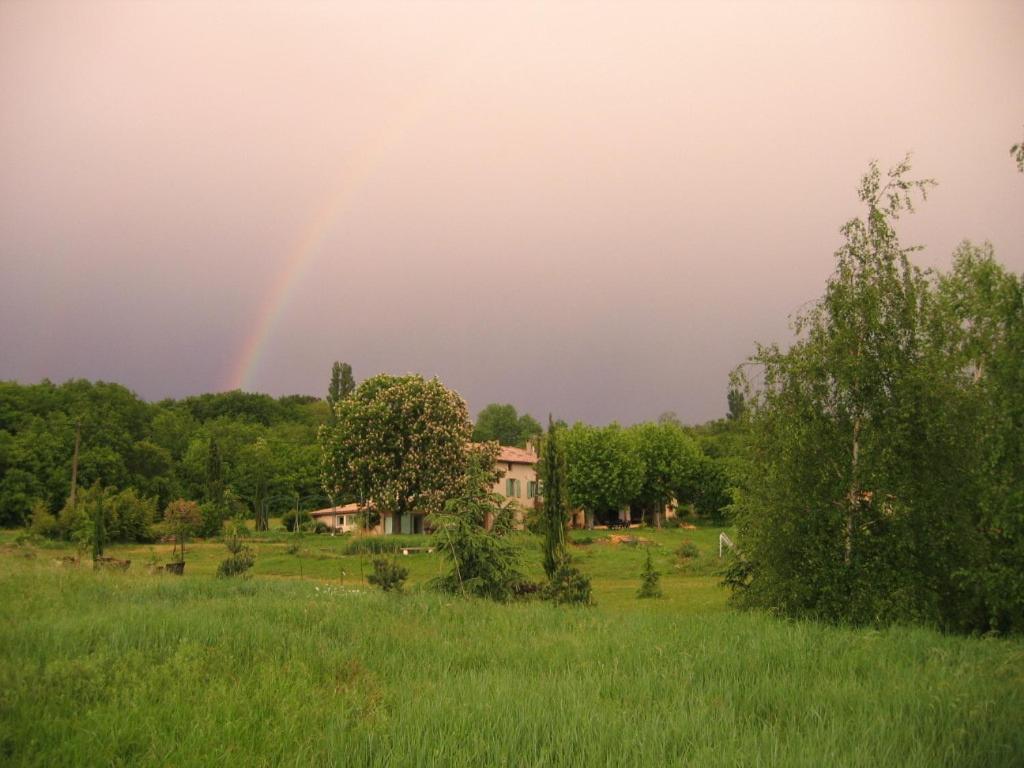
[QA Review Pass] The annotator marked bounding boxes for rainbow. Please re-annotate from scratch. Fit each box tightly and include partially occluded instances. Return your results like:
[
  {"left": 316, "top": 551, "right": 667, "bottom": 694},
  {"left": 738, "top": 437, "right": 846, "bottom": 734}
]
[
  {"left": 226, "top": 99, "right": 430, "bottom": 392},
  {"left": 226, "top": 183, "right": 359, "bottom": 392}
]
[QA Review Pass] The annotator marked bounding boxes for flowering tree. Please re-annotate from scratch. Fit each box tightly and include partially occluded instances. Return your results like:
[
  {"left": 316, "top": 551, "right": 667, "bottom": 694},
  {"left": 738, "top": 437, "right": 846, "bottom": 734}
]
[{"left": 319, "top": 374, "right": 472, "bottom": 534}]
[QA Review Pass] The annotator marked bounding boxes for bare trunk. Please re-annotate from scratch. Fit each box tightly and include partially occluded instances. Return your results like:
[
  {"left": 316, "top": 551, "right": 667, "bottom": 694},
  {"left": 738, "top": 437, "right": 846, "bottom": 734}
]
[{"left": 845, "top": 416, "right": 860, "bottom": 566}]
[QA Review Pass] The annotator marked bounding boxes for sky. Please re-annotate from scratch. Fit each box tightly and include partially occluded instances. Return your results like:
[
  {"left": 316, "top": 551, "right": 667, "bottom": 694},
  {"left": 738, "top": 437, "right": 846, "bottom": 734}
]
[{"left": 1, "top": 0, "right": 1022, "bottom": 425}]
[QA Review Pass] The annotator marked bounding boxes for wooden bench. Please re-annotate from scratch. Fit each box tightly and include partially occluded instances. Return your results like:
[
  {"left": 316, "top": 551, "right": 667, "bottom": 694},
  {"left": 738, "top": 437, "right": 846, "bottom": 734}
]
[{"left": 400, "top": 546, "right": 435, "bottom": 556}]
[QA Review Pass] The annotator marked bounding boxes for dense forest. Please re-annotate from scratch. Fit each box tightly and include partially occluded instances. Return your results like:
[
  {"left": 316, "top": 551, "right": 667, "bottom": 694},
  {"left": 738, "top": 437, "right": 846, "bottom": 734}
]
[{"left": 0, "top": 383, "right": 328, "bottom": 531}]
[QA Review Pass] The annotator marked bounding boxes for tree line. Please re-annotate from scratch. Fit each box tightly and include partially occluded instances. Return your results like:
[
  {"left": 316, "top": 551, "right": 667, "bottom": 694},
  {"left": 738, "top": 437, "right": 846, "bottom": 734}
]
[
  {"left": 0, "top": 382, "right": 327, "bottom": 538},
  {"left": 1, "top": 372, "right": 740, "bottom": 544}
]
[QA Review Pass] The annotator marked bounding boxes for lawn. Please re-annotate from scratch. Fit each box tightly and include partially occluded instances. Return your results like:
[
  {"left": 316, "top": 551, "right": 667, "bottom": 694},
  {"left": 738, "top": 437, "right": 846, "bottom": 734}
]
[{"left": 0, "top": 525, "right": 1021, "bottom": 767}]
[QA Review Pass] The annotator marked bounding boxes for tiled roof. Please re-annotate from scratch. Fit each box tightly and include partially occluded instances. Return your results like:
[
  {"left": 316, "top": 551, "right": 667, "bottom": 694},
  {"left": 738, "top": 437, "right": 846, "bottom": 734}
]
[
  {"left": 497, "top": 445, "right": 538, "bottom": 464},
  {"left": 309, "top": 503, "right": 368, "bottom": 517}
]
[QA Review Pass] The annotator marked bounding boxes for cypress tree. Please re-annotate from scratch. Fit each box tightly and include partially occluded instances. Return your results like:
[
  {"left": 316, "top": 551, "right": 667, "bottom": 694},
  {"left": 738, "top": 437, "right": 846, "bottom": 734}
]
[
  {"left": 637, "top": 548, "right": 663, "bottom": 599},
  {"left": 539, "top": 415, "right": 568, "bottom": 578},
  {"left": 206, "top": 437, "right": 225, "bottom": 507},
  {"left": 92, "top": 491, "right": 105, "bottom": 562}
]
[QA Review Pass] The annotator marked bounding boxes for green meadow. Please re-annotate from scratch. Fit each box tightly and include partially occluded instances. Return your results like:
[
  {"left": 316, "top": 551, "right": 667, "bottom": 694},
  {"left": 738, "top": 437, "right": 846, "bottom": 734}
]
[{"left": 1, "top": 525, "right": 1022, "bottom": 767}]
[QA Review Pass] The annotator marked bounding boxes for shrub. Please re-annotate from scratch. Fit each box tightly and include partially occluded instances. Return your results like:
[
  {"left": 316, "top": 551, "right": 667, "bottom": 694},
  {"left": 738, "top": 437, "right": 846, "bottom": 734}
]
[
  {"left": 676, "top": 541, "right": 700, "bottom": 561},
  {"left": 163, "top": 499, "right": 201, "bottom": 562},
  {"left": 217, "top": 529, "right": 255, "bottom": 577},
  {"left": 197, "top": 502, "right": 229, "bottom": 538},
  {"left": 637, "top": 549, "right": 663, "bottom": 599},
  {"left": 299, "top": 520, "right": 329, "bottom": 534},
  {"left": 280, "top": 509, "right": 313, "bottom": 532},
  {"left": 542, "top": 560, "right": 593, "bottom": 606},
  {"left": 64, "top": 486, "right": 157, "bottom": 544},
  {"left": 217, "top": 550, "right": 255, "bottom": 577},
  {"left": 429, "top": 467, "right": 525, "bottom": 602},
  {"left": 345, "top": 535, "right": 422, "bottom": 555},
  {"left": 28, "top": 501, "right": 59, "bottom": 539},
  {"left": 367, "top": 558, "right": 409, "bottom": 593}
]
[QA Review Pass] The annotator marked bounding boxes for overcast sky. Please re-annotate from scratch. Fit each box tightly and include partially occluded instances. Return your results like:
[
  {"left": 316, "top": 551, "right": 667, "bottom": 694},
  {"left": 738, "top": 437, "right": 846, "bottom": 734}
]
[{"left": 1, "top": 0, "right": 1022, "bottom": 425}]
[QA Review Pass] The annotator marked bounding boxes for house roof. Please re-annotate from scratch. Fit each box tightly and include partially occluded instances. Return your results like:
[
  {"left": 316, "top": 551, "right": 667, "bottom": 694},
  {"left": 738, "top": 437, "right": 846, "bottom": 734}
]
[
  {"left": 309, "top": 503, "right": 370, "bottom": 518},
  {"left": 498, "top": 446, "right": 538, "bottom": 465}
]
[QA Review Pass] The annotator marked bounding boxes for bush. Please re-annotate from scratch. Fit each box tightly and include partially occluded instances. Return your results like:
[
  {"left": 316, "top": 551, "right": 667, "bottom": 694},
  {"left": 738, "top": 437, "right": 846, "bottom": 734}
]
[
  {"left": 429, "top": 472, "right": 525, "bottom": 602},
  {"left": 542, "top": 561, "right": 593, "bottom": 606},
  {"left": 28, "top": 502, "right": 59, "bottom": 540},
  {"left": 217, "top": 550, "right": 255, "bottom": 577},
  {"left": 163, "top": 499, "right": 201, "bottom": 562},
  {"left": 197, "top": 502, "right": 229, "bottom": 538},
  {"left": 280, "top": 509, "right": 313, "bottom": 532},
  {"left": 637, "top": 549, "right": 663, "bottom": 599},
  {"left": 676, "top": 540, "right": 700, "bottom": 561},
  {"left": 64, "top": 486, "right": 157, "bottom": 544},
  {"left": 217, "top": 529, "right": 255, "bottom": 577},
  {"left": 344, "top": 536, "right": 423, "bottom": 555},
  {"left": 299, "top": 520, "right": 329, "bottom": 534},
  {"left": 367, "top": 558, "right": 409, "bottom": 592}
]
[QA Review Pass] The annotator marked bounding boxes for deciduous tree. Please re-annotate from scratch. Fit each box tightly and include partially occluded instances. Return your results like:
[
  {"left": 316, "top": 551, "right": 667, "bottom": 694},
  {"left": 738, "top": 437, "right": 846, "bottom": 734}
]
[
  {"left": 563, "top": 423, "right": 643, "bottom": 529},
  {"left": 319, "top": 374, "right": 472, "bottom": 534}
]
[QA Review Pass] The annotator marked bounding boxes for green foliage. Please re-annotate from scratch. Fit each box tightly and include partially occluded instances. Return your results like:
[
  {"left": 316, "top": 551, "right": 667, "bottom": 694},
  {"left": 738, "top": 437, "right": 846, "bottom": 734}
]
[
  {"left": 637, "top": 548, "right": 663, "bottom": 599},
  {"left": 563, "top": 422, "right": 643, "bottom": 527},
  {"left": 541, "top": 561, "right": 593, "bottom": 606},
  {"left": 91, "top": 490, "right": 106, "bottom": 560},
  {"left": 164, "top": 499, "right": 202, "bottom": 562},
  {"left": 216, "top": 530, "right": 255, "bottom": 577},
  {"left": 1012, "top": 127, "right": 1024, "bottom": 173},
  {"left": 280, "top": 508, "right": 313, "bottom": 532},
  {"left": 0, "top": 379, "right": 327, "bottom": 531},
  {"left": 327, "top": 361, "right": 355, "bottom": 410},
  {"left": 63, "top": 484, "right": 156, "bottom": 545},
  {"left": 205, "top": 437, "right": 224, "bottom": 507},
  {"left": 216, "top": 551, "right": 255, "bottom": 577},
  {"left": 626, "top": 421, "right": 701, "bottom": 525},
  {"left": 538, "top": 416, "right": 568, "bottom": 578},
  {"left": 726, "top": 387, "right": 747, "bottom": 421},
  {"left": 319, "top": 374, "right": 472, "bottom": 525},
  {"left": 731, "top": 158, "right": 1024, "bottom": 632},
  {"left": 367, "top": 557, "right": 409, "bottom": 592},
  {"left": 472, "top": 403, "right": 542, "bottom": 447},
  {"left": 343, "top": 535, "right": 421, "bottom": 556},
  {"left": 676, "top": 540, "right": 700, "bottom": 561},
  {"left": 429, "top": 465, "right": 524, "bottom": 602},
  {"left": 676, "top": 454, "right": 733, "bottom": 521},
  {"left": 28, "top": 500, "right": 59, "bottom": 539},
  {"left": 936, "top": 243, "right": 1024, "bottom": 632},
  {"left": 197, "top": 502, "right": 229, "bottom": 538}
]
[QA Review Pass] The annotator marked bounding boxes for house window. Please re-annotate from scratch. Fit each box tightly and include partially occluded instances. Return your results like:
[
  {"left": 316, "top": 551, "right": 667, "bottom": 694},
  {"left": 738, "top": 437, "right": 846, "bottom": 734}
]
[
  {"left": 527, "top": 480, "right": 538, "bottom": 499},
  {"left": 506, "top": 478, "right": 521, "bottom": 498}
]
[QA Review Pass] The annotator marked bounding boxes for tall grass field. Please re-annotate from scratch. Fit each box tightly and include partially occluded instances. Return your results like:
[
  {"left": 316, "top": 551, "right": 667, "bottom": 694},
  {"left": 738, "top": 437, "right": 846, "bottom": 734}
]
[{"left": 0, "top": 527, "right": 1021, "bottom": 766}]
